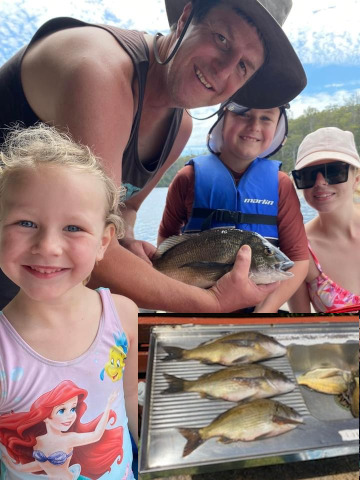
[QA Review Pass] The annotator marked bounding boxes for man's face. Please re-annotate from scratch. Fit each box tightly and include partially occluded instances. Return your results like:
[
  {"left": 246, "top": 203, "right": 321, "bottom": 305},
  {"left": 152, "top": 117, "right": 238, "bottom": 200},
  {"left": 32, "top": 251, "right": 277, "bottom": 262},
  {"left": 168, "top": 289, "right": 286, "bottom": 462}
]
[{"left": 167, "top": 1, "right": 265, "bottom": 108}]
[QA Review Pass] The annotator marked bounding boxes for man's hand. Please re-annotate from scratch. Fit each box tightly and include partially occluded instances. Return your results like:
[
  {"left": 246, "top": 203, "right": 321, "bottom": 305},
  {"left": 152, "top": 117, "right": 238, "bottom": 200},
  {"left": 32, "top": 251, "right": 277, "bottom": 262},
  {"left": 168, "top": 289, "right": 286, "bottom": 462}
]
[
  {"left": 208, "top": 245, "right": 280, "bottom": 312},
  {"left": 120, "top": 238, "right": 157, "bottom": 265}
]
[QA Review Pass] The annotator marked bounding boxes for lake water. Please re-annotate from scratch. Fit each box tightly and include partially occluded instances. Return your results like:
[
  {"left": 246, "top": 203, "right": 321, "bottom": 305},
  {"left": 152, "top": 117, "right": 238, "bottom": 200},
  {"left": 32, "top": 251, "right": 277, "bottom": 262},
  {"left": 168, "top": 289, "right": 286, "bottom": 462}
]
[{"left": 134, "top": 187, "right": 317, "bottom": 246}]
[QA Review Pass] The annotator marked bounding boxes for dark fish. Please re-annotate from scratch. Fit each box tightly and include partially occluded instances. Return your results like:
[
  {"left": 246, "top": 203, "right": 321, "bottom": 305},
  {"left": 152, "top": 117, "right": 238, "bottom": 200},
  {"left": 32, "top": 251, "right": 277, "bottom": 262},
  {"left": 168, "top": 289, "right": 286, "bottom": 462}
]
[
  {"left": 162, "top": 364, "right": 295, "bottom": 402},
  {"left": 179, "top": 399, "right": 303, "bottom": 457},
  {"left": 153, "top": 227, "right": 294, "bottom": 287},
  {"left": 162, "top": 331, "right": 287, "bottom": 366}
]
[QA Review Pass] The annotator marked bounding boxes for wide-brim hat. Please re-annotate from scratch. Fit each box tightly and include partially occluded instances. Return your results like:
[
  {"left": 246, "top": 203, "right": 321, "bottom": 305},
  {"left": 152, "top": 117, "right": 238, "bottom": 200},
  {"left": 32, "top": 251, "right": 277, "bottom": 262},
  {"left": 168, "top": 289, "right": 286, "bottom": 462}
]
[
  {"left": 164, "top": 0, "right": 306, "bottom": 108},
  {"left": 207, "top": 102, "right": 288, "bottom": 157}
]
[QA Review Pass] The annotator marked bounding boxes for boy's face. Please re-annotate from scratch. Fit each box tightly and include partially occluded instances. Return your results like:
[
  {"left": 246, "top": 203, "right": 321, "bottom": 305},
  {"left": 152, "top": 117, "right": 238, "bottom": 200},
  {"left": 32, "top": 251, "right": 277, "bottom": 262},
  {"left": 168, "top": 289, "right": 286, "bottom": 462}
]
[
  {"left": 220, "top": 107, "right": 281, "bottom": 166},
  {"left": 0, "top": 166, "right": 114, "bottom": 302}
]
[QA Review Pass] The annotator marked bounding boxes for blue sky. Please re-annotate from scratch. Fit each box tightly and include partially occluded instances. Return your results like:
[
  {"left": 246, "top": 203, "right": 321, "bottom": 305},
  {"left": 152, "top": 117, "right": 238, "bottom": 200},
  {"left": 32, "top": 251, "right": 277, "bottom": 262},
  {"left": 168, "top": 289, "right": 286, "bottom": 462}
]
[{"left": 1, "top": 0, "right": 359, "bottom": 151}]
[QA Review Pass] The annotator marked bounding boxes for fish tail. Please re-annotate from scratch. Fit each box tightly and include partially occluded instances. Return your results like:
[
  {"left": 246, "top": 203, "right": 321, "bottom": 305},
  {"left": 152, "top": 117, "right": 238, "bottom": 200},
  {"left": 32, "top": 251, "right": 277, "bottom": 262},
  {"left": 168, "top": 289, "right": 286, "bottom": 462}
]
[
  {"left": 162, "top": 346, "right": 184, "bottom": 361},
  {"left": 162, "top": 373, "right": 186, "bottom": 393},
  {"left": 179, "top": 427, "right": 204, "bottom": 457}
]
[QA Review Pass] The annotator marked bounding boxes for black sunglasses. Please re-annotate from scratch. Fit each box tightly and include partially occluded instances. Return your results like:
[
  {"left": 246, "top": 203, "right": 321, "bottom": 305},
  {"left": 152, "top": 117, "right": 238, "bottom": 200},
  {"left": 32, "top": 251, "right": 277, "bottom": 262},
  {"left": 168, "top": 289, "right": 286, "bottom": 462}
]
[{"left": 292, "top": 161, "right": 350, "bottom": 189}]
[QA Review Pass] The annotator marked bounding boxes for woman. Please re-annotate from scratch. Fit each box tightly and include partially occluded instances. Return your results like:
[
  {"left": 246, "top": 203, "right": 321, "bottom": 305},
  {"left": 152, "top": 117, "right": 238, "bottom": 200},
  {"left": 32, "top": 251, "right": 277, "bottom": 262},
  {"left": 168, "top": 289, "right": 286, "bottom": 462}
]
[{"left": 289, "top": 127, "right": 360, "bottom": 313}]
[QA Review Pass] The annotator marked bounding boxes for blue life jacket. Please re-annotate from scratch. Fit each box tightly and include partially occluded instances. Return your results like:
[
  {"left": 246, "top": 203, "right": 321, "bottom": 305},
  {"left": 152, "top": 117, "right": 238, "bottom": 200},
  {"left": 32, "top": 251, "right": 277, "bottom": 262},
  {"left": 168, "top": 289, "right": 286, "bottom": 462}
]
[{"left": 183, "top": 154, "right": 280, "bottom": 244}]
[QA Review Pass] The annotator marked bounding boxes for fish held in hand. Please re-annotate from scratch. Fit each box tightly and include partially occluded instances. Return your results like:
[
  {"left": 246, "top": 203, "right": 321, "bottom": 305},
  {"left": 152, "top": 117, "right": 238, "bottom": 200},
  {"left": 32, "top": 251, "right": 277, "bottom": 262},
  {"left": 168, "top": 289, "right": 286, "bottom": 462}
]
[
  {"left": 297, "top": 367, "right": 352, "bottom": 394},
  {"left": 162, "top": 331, "right": 287, "bottom": 366},
  {"left": 152, "top": 228, "right": 294, "bottom": 287},
  {"left": 179, "top": 399, "right": 303, "bottom": 457},
  {"left": 162, "top": 364, "right": 295, "bottom": 402}
]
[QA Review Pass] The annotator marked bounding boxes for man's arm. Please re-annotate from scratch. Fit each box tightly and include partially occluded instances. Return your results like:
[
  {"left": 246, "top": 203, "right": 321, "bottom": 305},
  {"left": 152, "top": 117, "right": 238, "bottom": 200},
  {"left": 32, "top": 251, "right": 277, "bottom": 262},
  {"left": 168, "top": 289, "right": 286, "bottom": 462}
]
[{"left": 89, "top": 241, "right": 279, "bottom": 313}]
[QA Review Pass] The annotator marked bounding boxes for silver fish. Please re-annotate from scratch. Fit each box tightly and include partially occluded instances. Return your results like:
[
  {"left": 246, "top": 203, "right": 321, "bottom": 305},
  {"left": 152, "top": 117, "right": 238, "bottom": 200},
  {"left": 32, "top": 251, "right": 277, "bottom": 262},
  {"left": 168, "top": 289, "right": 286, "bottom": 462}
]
[
  {"left": 162, "top": 331, "right": 287, "bottom": 366},
  {"left": 152, "top": 227, "right": 294, "bottom": 287},
  {"left": 162, "top": 364, "right": 295, "bottom": 402},
  {"left": 179, "top": 399, "right": 304, "bottom": 457}
]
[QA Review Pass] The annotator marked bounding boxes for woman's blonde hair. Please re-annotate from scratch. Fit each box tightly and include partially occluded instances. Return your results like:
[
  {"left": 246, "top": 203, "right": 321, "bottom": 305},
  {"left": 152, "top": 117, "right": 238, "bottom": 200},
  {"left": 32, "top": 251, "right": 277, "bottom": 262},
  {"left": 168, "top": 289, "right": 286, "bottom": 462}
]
[{"left": 0, "top": 123, "right": 124, "bottom": 237}]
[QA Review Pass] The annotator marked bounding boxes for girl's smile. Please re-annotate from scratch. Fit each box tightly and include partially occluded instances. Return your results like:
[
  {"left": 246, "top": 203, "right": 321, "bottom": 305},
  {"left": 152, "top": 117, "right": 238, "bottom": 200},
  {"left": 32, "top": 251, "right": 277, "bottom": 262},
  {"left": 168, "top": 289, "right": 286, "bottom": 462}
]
[{"left": 0, "top": 165, "right": 113, "bottom": 302}]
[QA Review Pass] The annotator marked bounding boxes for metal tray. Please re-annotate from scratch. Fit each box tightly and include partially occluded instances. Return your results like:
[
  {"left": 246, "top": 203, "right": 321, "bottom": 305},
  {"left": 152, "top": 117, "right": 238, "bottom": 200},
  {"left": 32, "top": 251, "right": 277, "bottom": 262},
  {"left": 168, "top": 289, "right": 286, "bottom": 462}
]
[{"left": 139, "top": 323, "right": 359, "bottom": 479}]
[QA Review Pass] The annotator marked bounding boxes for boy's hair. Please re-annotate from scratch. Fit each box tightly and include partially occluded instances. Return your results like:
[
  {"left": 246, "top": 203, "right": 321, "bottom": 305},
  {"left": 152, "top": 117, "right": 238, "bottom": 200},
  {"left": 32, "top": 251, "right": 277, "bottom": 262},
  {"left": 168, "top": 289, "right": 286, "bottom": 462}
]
[{"left": 0, "top": 123, "right": 124, "bottom": 237}]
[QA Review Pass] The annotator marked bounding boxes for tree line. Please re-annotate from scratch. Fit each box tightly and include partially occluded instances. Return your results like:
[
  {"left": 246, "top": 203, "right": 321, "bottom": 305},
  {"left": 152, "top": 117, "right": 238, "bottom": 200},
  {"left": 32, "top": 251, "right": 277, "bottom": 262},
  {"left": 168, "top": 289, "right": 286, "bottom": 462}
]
[{"left": 157, "top": 95, "right": 360, "bottom": 187}]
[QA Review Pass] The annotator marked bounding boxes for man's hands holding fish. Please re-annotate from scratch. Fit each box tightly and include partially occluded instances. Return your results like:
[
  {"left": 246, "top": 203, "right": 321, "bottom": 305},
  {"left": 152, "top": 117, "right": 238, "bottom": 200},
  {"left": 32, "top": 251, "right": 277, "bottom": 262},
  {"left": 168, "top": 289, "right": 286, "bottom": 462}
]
[{"left": 207, "top": 245, "right": 280, "bottom": 312}]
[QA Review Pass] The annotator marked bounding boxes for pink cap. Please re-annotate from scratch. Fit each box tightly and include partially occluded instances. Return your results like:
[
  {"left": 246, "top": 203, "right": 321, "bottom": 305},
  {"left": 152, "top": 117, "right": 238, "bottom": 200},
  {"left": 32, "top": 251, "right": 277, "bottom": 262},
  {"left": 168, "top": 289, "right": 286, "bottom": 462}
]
[{"left": 295, "top": 127, "right": 360, "bottom": 170}]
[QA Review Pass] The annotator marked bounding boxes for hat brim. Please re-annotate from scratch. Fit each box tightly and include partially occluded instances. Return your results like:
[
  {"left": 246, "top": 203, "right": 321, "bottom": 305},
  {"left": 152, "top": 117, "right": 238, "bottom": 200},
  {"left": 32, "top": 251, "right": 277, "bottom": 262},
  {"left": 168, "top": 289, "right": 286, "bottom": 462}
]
[
  {"left": 295, "top": 152, "right": 360, "bottom": 170},
  {"left": 165, "top": 0, "right": 306, "bottom": 108}
]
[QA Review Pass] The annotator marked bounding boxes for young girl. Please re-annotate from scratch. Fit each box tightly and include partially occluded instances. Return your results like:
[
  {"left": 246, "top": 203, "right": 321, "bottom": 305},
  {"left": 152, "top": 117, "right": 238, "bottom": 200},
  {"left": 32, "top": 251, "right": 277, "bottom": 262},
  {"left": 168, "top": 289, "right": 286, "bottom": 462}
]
[
  {"left": 289, "top": 127, "right": 360, "bottom": 313},
  {"left": 0, "top": 124, "right": 138, "bottom": 479}
]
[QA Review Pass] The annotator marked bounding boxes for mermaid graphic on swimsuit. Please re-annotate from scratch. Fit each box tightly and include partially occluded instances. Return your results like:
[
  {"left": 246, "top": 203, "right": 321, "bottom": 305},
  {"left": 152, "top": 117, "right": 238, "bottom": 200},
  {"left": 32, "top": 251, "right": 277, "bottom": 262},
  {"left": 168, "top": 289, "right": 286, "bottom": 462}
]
[{"left": 0, "top": 380, "right": 124, "bottom": 479}]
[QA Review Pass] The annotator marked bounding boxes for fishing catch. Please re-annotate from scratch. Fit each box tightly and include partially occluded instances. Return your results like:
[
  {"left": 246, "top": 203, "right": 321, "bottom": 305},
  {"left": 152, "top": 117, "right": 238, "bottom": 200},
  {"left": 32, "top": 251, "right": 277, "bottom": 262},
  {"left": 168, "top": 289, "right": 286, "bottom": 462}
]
[
  {"left": 297, "top": 367, "right": 352, "bottom": 394},
  {"left": 162, "top": 331, "right": 287, "bottom": 366},
  {"left": 152, "top": 227, "right": 294, "bottom": 287},
  {"left": 162, "top": 364, "right": 295, "bottom": 402},
  {"left": 179, "top": 399, "right": 303, "bottom": 457}
]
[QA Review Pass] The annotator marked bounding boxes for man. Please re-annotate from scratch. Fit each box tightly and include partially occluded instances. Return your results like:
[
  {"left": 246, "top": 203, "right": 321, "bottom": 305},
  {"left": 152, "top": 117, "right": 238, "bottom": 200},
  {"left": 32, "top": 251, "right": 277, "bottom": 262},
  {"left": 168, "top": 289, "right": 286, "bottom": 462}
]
[{"left": 0, "top": 0, "right": 306, "bottom": 312}]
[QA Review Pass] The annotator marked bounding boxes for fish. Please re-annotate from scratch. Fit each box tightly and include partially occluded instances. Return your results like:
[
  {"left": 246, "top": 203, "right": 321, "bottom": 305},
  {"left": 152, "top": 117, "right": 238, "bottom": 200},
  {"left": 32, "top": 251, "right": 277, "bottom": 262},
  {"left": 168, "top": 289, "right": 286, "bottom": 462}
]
[
  {"left": 162, "top": 330, "right": 287, "bottom": 366},
  {"left": 179, "top": 399, "right": 303, "bottom": 457},
  {"left": 162, "top": 364, "right": 295, "bottom": 402},
  {"left": 152, "top": 227, "right": 294, "bottom": 287},
  {"left": 297, "top": 367, "right": 352, "bottom": 394},
  {"left": 349, "top": 376, "right": 359, "bottom": 417}
]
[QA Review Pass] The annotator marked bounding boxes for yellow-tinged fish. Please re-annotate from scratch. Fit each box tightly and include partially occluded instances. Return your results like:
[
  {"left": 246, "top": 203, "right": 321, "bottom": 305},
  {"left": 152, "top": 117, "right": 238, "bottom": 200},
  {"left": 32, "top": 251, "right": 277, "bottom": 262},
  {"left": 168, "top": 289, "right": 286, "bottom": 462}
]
[
  {"left": 162, "top": 331, "right": 287, "bottom": 366},
  {"left": 297, "top": 367, "right": 352, "bottom": 394},
  {"left": 162, "top": 364, "right": 295, "bottom": 402},
  {"left": 179, "top": 399, "right": 303, "bottom": 457}
]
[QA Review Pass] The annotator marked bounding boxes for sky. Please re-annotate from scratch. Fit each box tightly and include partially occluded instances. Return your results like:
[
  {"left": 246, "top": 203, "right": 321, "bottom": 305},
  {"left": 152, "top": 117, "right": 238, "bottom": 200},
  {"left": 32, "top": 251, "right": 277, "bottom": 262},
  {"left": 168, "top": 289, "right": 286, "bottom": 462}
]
[{"left": 1, "top": 0, "right": 359, "bottom": 152}]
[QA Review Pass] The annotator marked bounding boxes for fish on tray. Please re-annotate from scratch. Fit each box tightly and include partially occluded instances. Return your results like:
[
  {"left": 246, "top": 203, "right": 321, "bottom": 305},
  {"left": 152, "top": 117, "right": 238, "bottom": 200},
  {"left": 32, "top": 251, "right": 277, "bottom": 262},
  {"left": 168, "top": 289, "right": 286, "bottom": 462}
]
[
  {"left": 349, "top": 376, "right": 359, "bottom": 417},
  {"left": 179, "top": 399, "right": 303, "bottom": 457},
  {"left": 152, "top": 227, "right": 294, "bottom": 287},
  {"left": 162, "top": 331, "right": 287, "bottom": 366},
  {"left": 297, "top": 367, "right": 352, "bottom": 394},
  {"left": 162, "top": 364, "right": 295, "bottom": 402}
]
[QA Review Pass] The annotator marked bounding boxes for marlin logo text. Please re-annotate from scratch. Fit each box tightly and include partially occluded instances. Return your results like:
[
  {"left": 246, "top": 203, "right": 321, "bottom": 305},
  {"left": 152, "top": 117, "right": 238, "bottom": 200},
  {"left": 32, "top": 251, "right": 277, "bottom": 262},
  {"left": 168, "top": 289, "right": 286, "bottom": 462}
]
[{"left": 244, "top": 198, "right": 274, "bottom": 205}]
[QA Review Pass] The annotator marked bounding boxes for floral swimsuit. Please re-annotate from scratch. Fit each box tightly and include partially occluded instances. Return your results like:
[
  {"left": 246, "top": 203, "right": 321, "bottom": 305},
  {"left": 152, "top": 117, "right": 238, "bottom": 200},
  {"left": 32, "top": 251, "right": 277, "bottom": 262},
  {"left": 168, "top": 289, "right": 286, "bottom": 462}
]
[{"left": 307, "top": 244, "right": 360, "bottom": 313}]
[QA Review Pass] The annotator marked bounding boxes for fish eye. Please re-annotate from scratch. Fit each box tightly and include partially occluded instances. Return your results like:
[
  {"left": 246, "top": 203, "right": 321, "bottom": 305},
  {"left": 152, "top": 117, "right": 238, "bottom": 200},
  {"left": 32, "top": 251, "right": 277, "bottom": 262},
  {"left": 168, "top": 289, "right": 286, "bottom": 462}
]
[{"left": 264, "top": 246, "right": 274, "bottom": 256}]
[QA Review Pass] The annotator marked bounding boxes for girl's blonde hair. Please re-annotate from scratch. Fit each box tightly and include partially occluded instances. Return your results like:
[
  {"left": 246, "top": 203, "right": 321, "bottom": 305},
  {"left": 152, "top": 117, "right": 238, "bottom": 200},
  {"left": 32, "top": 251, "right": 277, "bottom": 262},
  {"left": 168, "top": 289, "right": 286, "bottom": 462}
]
[{"left": 0, "top": 123, "right": 124, "bottom": 237}]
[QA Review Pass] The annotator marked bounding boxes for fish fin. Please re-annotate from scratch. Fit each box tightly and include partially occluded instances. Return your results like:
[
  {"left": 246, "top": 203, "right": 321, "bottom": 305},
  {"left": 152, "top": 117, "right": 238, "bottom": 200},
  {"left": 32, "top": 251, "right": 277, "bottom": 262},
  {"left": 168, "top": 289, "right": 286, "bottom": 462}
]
[
  {"left": 179, "top": 428, "right": 204, "bottom": 457},
  {"left": 162, "top": 373, "right": 186, "bottom": 394},
  {"left": 154, "top": 233, "right": 201, "bottom": 259},
  {"left": 162, "top": 345, "right": 184, "bottom": 361},
  {"left": 273, "top": 414, "right": 304, "bottom": 425}
]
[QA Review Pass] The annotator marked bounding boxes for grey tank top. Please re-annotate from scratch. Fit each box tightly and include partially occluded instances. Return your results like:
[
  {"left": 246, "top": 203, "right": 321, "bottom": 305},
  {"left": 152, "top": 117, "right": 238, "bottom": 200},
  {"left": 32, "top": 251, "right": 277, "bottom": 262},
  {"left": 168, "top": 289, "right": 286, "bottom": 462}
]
[{"left": 0, "top": 17, "right": 184, "bottom": 199}]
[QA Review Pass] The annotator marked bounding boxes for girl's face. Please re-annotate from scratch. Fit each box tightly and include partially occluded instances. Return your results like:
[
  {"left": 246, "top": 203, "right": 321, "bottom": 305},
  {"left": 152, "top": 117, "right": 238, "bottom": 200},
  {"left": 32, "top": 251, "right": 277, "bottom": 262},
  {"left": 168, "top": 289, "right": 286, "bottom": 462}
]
[
  {"left": 45, "top": 396, "right": 78, "bottom": 432},
  {"left": 220, "top": 107, "right": 280, "bottom": 167},
  {"left": 0, "top": 166, "right": 114, "bottom": 302},
  {"left": 303, "top": 160, "right": 360, "bottom": 213}
]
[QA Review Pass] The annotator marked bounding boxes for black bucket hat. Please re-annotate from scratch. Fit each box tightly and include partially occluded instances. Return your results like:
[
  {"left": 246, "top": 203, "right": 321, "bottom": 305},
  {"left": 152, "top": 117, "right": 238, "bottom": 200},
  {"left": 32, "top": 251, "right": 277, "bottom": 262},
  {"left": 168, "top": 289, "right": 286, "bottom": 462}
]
[{"left": 164, "top": 0, "right": 306, "bottom": 108}]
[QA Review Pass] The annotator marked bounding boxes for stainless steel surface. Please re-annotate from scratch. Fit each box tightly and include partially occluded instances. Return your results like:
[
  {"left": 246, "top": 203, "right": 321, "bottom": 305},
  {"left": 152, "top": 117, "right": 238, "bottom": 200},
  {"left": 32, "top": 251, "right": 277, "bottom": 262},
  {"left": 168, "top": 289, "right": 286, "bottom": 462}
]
[{"left": 139, "top": 323, "right": 359, "bottom": 479}]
